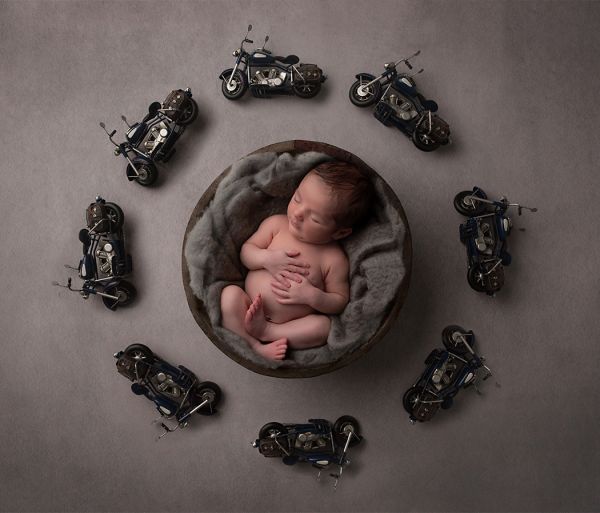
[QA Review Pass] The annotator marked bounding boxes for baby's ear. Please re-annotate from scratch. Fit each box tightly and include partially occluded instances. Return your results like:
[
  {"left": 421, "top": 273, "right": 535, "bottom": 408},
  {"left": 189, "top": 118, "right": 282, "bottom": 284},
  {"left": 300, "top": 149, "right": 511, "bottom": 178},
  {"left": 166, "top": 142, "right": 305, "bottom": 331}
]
[{"left": 332, "top": 227, "right": 352, "bottom": 240}]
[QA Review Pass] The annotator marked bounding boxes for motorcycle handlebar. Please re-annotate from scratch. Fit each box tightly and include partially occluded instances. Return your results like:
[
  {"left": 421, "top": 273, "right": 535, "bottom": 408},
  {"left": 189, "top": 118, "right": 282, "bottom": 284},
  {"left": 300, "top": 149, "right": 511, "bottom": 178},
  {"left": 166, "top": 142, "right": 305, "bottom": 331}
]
[{"left": 245, "top": 38, "right": 253, "bottom": 44}]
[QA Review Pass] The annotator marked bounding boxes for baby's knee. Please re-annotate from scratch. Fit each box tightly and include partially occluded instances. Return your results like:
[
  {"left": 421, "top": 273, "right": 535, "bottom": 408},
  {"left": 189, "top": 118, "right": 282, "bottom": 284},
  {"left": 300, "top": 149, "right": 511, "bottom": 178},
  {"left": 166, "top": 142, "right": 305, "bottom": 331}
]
[
  {"left": 315, "top": 315, "right": 331, "bottom": 335},
  {"left": 220, "top": 285, "right": 247, "bottom": 313}
]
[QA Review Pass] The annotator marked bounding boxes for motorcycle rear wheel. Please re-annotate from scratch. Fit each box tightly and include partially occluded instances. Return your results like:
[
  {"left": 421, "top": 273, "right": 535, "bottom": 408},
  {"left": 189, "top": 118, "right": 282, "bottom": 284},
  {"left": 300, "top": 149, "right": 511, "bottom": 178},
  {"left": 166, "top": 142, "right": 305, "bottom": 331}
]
[
  {"left": 221, "top": 70, "right": 247, "bottom": 100},
  {"left": 178, "top": 99, "right": 199, "bottom": 126},
  {"left": 124, "top": 343, "right": 154, "bottom": 360},
  {"left": 104, "top": 202, "right": 124, "bottom": 231},
  {"left": 293, "top": 82, "right": 321, "bottom": 98},
  {"left": 412, "top": 129, "right": 440, "bottom": 152},
  {"left": 349, "top": 79, "right": 381, "bottom": 107}
]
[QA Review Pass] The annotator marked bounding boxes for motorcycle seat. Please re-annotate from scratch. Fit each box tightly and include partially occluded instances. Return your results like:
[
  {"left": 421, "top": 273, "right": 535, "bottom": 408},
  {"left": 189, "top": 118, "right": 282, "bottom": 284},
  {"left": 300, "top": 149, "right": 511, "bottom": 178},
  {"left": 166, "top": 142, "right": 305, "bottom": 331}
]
[
  {"left": 414, "top": 93, "right": 439, "bottom": 113},
  {"left": 275, "top": 54, "right": 299, "bottom": 65}
]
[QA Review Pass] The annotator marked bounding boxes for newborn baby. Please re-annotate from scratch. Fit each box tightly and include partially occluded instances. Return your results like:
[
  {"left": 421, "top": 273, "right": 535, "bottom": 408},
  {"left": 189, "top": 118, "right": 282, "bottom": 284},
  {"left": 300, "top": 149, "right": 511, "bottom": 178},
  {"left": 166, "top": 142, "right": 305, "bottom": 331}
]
[{"left": 220, "top": 161, "right": 374, "bottom": 361}]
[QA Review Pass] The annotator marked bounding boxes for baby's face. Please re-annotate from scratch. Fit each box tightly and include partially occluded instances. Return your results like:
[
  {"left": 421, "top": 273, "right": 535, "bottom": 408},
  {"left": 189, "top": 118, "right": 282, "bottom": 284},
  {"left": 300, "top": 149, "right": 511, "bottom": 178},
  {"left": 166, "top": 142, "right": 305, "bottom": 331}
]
[{"left": 286, "top": 172, "right": 352, "bottom": 244}]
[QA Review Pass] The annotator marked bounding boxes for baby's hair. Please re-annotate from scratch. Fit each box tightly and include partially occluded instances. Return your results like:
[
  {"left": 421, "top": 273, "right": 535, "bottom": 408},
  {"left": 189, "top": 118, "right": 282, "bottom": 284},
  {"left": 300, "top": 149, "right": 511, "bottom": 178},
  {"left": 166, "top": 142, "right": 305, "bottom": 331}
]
[{"left": 311, "top": 161, "right": 375, "bottom": 228}]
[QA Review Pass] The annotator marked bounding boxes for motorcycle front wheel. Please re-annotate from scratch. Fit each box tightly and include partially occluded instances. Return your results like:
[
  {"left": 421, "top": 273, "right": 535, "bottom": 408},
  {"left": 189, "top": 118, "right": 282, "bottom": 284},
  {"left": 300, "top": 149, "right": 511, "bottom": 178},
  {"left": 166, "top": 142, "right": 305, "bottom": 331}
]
[
  {"left": 221, "top": 70, "right": 247, "bottom": 100},
  {"left": 333, "top": 415, "right": 362, "bottom": 447},
  {"left": 349, "top": 79, "right": 381, "bottom": 107},
  {"left": 412, "top": 129, "right": 440, "bottom": 152},
  {"left": 453, "top": 190, "right": 487, "bottom": 217},
  {"left": 441, "top": 325, "right": 473, "bottom": 355},
  {"left": 194, "top": 381, "right": 222, "bottom": 416},
  {"left": 293, "top": 82, "right": 321, "bottom": 99},
  {"left": 127, "top": 161, "right": 158, "bottom": 187},
  {"left": 102, "top": 280, "right": 137, "bottom": 310}
]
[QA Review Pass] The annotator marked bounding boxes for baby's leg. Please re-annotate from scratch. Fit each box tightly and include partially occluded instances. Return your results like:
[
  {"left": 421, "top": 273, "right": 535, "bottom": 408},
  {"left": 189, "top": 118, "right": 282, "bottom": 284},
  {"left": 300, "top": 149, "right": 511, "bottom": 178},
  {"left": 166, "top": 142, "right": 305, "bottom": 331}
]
[
  {"left": 262, "top": 314, "right": 331, "bottom": 350},
  {"left": 220, "top": 285, "right": 287, "bottom": 361}
]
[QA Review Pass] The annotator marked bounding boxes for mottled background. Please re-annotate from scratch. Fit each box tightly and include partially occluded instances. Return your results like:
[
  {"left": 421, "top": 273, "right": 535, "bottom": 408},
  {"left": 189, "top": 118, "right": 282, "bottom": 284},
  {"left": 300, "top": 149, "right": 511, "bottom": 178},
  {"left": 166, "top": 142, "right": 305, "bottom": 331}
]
[{"left": 1, "top": 1, "right": 599, "bottom": 511}]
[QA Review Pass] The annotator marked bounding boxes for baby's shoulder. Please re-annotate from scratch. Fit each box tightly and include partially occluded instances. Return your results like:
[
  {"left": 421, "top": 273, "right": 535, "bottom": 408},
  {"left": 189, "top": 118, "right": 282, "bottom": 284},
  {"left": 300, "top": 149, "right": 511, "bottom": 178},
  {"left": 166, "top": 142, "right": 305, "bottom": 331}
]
[
  {"left": 322, "top": 243, "right": 349, "bottom": 266},
  {"left": 258, "top": 215, "right": 288, "bottom": 233}
]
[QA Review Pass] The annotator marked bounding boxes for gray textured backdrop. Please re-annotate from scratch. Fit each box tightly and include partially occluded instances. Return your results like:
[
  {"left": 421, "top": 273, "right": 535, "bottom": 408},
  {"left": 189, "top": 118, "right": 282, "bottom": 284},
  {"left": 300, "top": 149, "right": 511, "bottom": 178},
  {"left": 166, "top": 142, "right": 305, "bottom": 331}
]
[{"left": 1, "top": 1, "right": 599, "bottom": 512}]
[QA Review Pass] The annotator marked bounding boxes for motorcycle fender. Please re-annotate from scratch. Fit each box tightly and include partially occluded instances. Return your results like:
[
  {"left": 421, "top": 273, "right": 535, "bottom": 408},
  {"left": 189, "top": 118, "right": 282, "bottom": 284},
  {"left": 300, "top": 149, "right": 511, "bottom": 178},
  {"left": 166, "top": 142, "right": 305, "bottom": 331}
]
[
  {"left": 219, "top": 68, "right": 234, "bottom": 81},
  {"left": 102, "top": 279, "right": 121, "bottom": 292},
  {"left": 355, "top": 73, "right": 376, "bottom": 81}
]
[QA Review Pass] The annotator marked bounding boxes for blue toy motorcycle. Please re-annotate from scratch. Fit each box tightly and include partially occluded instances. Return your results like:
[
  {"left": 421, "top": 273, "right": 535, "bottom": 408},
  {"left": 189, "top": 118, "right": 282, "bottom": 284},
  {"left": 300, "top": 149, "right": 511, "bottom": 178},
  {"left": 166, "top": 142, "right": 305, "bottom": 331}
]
[
  {"left": 454, "top": 187, "right": 537, "bottom": 295},
  {"left": 53, "top": 196, "right": 136, "bottom": 310},
  {"left": 252, "top": 416, "right": 362, "bottom": 488},
  {"left": 100, "top": 88, "right": 198, "bottom": 186},
  {"left": 349, "top": 51, "right": 450, "bottom": 151},
  {"left": 114, "top": 343, "right": 222, "bottom": 439},
  {"left": 219, "top": 25, "right": 326, "bottom": 99},
  {"left": 403, "top": 325, "right": 492, "bottom": 423}
]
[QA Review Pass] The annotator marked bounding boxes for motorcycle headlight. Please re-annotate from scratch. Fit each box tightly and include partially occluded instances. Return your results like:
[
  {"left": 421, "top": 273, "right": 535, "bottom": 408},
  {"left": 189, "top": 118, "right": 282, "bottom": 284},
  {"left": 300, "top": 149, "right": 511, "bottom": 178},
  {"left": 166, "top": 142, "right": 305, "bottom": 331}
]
[
  {"left": 232, "top": 49, "right": 240, "bottom": 57},
  {"left": 114, "top": 148, "right": 121, "bottom": 156}
]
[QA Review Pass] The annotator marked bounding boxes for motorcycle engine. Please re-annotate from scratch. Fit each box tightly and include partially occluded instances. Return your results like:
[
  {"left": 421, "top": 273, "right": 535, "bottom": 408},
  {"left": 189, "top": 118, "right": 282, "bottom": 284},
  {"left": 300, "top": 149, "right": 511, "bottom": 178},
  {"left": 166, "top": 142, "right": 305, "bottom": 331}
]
[
  {"left": 476, "top": 223, "right": 495, "bottom": 254},
  {"left": 154, "top": 372, "right": 182, "bottom": 398},
  {"left": 144, "top": 123, "right": 169, "bottom": 153},
  {"left": 253, "top": 68, "right": 286, "bottom": 87},
  {"left": 294, "top": 431, "right": 328, "bottom": 451},
  {"left": 386, "top": 92, "right": 418, "bottom": 120},
  {"left": 96, "top": 242, "right": 115, "bottom": 275},
  {"left": 431, "top": 359, "right": 459, "bottom": 391}
]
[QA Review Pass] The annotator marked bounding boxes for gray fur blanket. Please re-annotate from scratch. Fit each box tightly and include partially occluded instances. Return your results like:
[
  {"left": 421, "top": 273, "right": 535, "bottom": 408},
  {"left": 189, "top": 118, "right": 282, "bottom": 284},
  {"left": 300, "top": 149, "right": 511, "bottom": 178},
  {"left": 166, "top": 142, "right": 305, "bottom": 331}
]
[{"left": 184, "top": 151, "right": 408, "bottom": 369}]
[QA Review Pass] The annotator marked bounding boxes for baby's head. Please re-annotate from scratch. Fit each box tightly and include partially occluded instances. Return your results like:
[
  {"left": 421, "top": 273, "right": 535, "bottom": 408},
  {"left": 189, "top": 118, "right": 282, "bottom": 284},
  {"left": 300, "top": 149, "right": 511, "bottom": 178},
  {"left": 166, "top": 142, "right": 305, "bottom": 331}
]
[{"left": 287, "top": 161, "right": 374, "bottom": 244}]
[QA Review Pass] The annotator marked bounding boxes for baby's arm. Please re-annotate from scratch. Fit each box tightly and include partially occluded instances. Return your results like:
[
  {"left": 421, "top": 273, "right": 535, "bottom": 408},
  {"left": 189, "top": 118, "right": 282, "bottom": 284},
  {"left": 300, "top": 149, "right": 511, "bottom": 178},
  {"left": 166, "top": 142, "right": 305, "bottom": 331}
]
[
  {"left": 310, "top": 252, "right": 350, "bottom": 314},
  {"left": 241, "top": 216, "right": 310, "bottom": 282},
  {"left": 240, "top": 216, "right": 280, "bottom": 270}
]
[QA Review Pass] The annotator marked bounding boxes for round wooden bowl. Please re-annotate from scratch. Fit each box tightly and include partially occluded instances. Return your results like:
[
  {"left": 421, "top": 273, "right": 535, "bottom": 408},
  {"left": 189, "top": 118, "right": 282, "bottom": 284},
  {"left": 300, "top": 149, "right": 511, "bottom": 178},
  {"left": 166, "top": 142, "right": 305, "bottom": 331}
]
[{"left": 182, "top": 140, "right": 412, "bottom": 378}]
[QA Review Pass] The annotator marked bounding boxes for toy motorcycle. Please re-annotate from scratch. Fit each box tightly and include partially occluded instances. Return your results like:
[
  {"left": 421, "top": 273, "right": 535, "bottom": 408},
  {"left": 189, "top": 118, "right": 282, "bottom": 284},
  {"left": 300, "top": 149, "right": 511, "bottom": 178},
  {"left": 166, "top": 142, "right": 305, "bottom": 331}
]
[
  {"left": 53, "top": 196, "right": 136, "bottom": 310},
  {"left": 100, "top": 88, "right": 198, "bottom": 186},
  {"left": 114, "top": 343, "right": 222, "bottom": 439},
  {"left": 219, "top": 25, "right": 326, "bottom": 100},
  {"left": 403, "top": 325, "right": 492, "bottom": 423},
  {"left": 349, "top": 51, "right": 450, "bottom": 151},
  {"left": 454, "top": 187, "right": 537, "bottom": 295},
  {"left": 252, "top": 416, "right": 362, "bottom": 488}
]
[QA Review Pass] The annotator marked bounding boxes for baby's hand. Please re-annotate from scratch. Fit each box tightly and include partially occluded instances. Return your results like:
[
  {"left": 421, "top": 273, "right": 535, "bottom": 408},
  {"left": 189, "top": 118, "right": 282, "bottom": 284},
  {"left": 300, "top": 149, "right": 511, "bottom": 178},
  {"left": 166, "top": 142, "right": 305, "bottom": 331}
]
[
  {"left": 264, "top": 249, "right": 310, "bottom": 286},
  {"left": 271, "top": 276, "right": 317, "bottom": 306}
]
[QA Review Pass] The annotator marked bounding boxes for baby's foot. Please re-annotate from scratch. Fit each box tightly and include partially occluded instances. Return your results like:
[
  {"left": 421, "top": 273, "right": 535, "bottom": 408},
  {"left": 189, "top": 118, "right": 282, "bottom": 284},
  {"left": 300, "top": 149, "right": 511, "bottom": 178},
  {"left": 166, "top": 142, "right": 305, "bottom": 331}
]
[
  {"left": 254, "top": 338, "right": 288, "bottom": 361},
  {"left": 244, "top": 294, "right": 267, "bottom": 340}
]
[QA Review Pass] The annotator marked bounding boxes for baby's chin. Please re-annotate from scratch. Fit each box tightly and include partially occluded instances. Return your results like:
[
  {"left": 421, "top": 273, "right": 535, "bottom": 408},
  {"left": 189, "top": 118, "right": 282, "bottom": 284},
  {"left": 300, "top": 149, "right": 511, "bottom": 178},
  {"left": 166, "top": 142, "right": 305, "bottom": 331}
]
[{"left": 288, "top": 220, "right": 305, "bottom": 241}]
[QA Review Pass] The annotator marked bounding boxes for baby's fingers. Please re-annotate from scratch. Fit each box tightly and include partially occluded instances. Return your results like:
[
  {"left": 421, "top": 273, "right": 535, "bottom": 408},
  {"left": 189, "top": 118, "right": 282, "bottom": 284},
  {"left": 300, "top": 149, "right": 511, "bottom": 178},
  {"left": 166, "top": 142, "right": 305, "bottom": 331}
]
[
  {"left": 282, "top": 270, "right": 303, "bottom": 282},
  {"left": 271, "top": 281, "right": 288, "bottom": 292},
  {"left": 271, "top": 286, "right": 289, "bottom": 298}
]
